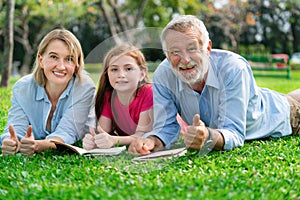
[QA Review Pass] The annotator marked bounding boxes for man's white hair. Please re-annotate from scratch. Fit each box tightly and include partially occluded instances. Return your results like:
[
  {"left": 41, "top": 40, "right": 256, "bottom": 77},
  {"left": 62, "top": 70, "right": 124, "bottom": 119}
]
[{"left": 161, "top": 15, "right": 210, "bottom": 56}]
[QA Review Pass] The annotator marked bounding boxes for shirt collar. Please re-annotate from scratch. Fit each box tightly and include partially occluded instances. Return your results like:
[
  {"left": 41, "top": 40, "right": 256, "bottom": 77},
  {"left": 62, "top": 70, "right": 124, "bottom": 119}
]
[
  {"left": 36, "top": 76, "right": 75, "bottom": 101},
  {"left": 205, "top": 56, "right": 221, "bottom": 90},
  {"left": 177, "top": 56, "right": 221, "bottom": 92}
]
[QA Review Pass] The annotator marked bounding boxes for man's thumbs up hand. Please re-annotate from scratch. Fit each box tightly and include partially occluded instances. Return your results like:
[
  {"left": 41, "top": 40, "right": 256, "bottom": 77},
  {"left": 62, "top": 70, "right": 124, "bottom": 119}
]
[
  {"left": 184, "top": 114, "right": 206, "bottom": 149},
  {"left": 192, "top": 114, "right": 201, "bottom": 126}
]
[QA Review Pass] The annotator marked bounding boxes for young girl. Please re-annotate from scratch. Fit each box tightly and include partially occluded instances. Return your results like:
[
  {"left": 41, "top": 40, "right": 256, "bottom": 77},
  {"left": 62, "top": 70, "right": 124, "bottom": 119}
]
[{"left": 83, "top": 44, "right": 153, "bottom": 149}]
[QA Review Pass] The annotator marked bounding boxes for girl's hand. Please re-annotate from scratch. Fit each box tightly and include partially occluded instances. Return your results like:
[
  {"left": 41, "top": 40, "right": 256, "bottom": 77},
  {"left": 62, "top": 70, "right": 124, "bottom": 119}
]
[
  {"left": 94, "top": 125, "right": 116, "bottom": 149},
  {"left": 1, "top": 125, "right": 20, "bottom": 155},
  {"left": 82, "top": 126, "right": 97, "bottom": 150}
]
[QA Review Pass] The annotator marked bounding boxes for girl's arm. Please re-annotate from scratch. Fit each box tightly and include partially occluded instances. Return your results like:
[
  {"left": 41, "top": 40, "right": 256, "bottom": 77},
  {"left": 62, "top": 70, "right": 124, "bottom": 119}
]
[
  {"left": 133, "top": 108, "right": 154, "bottom": 137},
  {"left": 95, "top": 109, "right": 153, "bottom": 148},
  {"left": 98, "top": 116, "right": 113, "bottom": 133},
  {"left": 113, "top": 108, "right": 154, "bottom": 146}
]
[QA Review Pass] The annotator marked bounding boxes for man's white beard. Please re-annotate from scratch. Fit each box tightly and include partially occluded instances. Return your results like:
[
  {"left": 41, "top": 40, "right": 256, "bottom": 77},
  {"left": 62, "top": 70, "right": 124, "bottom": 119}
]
[{"left": 172, "top": 54, "right": 210, "bottom": 85}]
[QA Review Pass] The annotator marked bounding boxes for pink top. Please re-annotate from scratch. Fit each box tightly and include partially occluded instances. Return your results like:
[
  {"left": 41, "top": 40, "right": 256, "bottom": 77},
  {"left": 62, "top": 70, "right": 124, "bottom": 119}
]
[{"left": 101, "top": 84, "right": 153, "bottom": 136}]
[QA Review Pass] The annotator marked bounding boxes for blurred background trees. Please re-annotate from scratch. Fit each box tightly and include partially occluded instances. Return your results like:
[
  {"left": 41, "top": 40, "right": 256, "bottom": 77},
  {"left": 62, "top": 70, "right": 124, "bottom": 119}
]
[{"left": 1, "top": 0, "right": 300, "bottom": 87}]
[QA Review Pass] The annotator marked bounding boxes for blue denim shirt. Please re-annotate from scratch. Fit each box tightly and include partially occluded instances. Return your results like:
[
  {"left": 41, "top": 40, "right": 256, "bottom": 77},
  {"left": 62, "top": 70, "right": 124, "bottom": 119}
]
[
  {"left": 0, "top": 72, "right": 95, "bottom": 145},
  {"left": 144, "top": 49, "right": 291, "bottom": 150}
]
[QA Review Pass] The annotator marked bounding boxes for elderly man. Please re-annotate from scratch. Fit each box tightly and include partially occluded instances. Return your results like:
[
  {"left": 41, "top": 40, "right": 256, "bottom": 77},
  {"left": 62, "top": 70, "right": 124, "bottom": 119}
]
[{"left": 128, "top": 15, "right": 300, "bottom": 155}]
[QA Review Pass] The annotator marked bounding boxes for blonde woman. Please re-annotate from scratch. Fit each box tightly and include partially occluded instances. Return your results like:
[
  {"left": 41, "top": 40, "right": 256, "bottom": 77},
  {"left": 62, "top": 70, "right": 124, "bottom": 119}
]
[{"left": 1, "top": 29, "right": 95, "bottom": 156}]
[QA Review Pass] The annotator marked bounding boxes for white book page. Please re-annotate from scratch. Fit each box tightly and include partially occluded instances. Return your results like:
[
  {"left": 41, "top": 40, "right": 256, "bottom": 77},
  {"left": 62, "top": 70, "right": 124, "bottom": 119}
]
[
  {"left": 84, "top": 146, "right": 127, "bottom": 156},
  {"left": 51, "top": 140, "right": 126, "bottom": 156},
  {"left": 132, "top": 147, "right": 187, "bottom": 161}
]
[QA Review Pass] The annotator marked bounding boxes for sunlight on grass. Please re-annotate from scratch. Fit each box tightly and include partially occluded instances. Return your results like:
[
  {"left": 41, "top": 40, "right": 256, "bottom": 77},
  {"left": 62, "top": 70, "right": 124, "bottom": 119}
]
[
  {"left": 255, "top": 70, "right": 300, "bottom": 93},
  {"left": 0, "top": 65, "right": 299, "bottom": 199}
]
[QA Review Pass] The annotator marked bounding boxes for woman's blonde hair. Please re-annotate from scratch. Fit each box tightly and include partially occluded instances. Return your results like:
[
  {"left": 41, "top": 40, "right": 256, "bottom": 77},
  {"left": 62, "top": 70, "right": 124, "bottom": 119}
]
[
  {"left": 33, "top": 29, "right": 84, "bottom": 86},
  {"left": 95, "top": 43, "right": 151, "bottom": 119}
]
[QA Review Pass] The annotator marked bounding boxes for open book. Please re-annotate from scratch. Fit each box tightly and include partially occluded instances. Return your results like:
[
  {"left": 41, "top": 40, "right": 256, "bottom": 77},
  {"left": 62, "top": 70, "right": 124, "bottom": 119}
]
[
  {"left": 132, "top": 147, "right": 187, "bottom": 161},
  {"left": 51, "top": 140, "right": 126, "bottom": 157}
]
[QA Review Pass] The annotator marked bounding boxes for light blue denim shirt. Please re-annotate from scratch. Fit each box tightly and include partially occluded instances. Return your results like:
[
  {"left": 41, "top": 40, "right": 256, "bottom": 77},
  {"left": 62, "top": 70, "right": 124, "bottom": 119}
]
[
  {"left": 144, "top": 49, "right": 291, "bottom": 150},
  {"left": 0, "top": 72, "right": 95, "bottom": 146}
]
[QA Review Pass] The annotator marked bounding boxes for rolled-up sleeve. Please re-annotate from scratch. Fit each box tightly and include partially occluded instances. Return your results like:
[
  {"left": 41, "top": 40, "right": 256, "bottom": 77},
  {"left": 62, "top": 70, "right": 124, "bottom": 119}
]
[
  {"left": 0, "top": 89, "right": 30, "bottom": 144},
  {"left": 211, "top": 60, "right": 251, "bottom": 150},
  {"left": 1, "top": 76, "right": 34, "bottom": 145},
  {"left": 143, "top": 64, "right": 181, "bottom": 147}
]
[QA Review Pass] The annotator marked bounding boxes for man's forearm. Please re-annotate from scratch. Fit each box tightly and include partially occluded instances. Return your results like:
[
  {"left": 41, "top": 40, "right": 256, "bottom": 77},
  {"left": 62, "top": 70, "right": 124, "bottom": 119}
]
[
  {"left": 210, "top": 128, "right": 224, "bottom": 150},
  {"left": 149, "top": 136, "right": 164, "bottom": 151}
]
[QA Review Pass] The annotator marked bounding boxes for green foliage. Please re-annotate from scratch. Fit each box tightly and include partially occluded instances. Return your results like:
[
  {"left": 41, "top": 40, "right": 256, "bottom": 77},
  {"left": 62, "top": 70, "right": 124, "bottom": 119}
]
[
  {"left": 0, "top": 88, "right": 11, "bottom": 133},
  {"left": 0, "top": 138, "right": 299, "bottom": 199},
  {"left": 0, "top": 71, "right": 300, "bottom": 199},
  {"left": 142, "top": 0, "right": 206, "bottom": 28},
  {"left": 0, "top": 76, "right": 18, "bottom": 133},
  {"left": 238, "top": 44, "right": 270, "bottom": 57}
]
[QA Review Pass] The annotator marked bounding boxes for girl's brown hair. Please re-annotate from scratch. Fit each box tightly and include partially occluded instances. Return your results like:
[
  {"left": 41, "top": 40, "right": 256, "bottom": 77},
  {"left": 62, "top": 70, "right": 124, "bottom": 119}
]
[{"left": 95, "top": 43, "right": 151, "bottom": 119}]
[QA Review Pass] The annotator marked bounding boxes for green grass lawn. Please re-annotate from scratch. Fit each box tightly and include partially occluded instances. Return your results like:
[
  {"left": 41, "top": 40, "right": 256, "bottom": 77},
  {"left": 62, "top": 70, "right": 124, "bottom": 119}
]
[{"left": 0, "top": 67, "right": 299, "bottom": 199}]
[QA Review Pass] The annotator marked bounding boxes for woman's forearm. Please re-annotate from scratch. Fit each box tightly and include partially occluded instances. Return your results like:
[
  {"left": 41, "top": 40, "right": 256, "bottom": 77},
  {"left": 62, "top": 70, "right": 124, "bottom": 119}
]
[{"left": 36, "top": 137, "right": 64, "bottom": 152}]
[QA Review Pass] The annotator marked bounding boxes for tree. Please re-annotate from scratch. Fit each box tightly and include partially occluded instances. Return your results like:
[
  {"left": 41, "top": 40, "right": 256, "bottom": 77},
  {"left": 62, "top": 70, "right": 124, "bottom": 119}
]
[
  {"left": 135, "top": 0, "right": 211, "bottom": 60},
  {"left": 13, "top": 0, "right": 88, "bottom": 75},
  {"left": 84, "top": 0, "right": 210, "bottom": 62},
  {"left": 1, "top": 0, "right": 15, "bottom": 88},
  {"left": 288, "top": 0, "right": 300, "bottom": 53},
  {"left": 95, "top": 0, "right": 147, "bottom": 44},
  {"left": 14, "top": 3, "right": 34, "bottom": 75},
  {"left": 96, "top": 0, "right": 123, "bottom": 44},
  {"left": 204, "top": 0, "right": 254, "bottom": 52}
]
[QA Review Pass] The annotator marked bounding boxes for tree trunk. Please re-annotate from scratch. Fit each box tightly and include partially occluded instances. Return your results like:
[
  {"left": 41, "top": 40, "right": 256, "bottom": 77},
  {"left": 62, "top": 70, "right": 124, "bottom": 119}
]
[
  {"left": 108, "top": 0, "right": 127, "bottom": 32},
  {"left": 290, "top": 11, "right": 299, "bottom": 53},
  {"left": 1, "top": 0, "right": 15, "bottom": 88},
  {"left": 108, "top": 0, "right": 130, "bottom": 41},
  {"left": 97, "top": 0, "right": 122, "bottom": 45},
  {"left": 18, "top": 7, "right": 32, "bottom": 75},
  {"left": 134, "top": 0, "right": 147, "bottom": 27}
]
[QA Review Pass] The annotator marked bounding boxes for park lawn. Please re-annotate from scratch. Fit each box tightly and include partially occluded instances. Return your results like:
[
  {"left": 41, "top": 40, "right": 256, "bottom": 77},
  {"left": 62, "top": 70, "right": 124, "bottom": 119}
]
[{"left": 0, "top": 68, "right": 299, "bottom": 199}]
